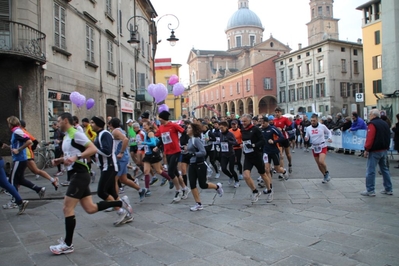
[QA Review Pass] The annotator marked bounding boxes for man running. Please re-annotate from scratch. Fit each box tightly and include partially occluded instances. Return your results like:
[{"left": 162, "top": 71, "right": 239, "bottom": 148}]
[
  {"left": 49, "top": 113, "right": 133, "bottom": 255},
  {"left": 304, "top": 114, "right": 332, "bottom": 183},
  {"left": 273, "top": 107, "right": 293, "bottom": 176}
]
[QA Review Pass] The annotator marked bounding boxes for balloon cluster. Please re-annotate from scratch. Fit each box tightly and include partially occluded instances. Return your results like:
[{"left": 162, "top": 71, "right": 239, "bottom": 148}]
[
  {"left": 69, "top": 91, "right": 95, "bottom": 110},
  {"left": 147, "top": 74, "right": 185, "bottom": 114}
]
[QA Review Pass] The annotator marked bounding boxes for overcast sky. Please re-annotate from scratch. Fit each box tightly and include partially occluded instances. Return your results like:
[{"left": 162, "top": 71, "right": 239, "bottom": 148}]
[{"left": 150, "top": 0, "right": 366, "bottom": 85}]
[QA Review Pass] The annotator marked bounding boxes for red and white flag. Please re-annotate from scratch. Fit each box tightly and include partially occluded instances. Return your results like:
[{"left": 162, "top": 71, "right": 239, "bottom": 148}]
[{"left": 155, "top": 58, "right": 171, "bottom": 70}]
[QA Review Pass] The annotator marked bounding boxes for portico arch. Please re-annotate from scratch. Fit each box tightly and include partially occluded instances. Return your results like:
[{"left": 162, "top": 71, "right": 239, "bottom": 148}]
[
  {"left": 246, "top": 98, "right": 254, "bottom": 115},
  {"left": 258, "top": 96, "right": 277, "bottom": 115},
  {"left": 237, "top": 99, "right": 244, "bottom": 116}
]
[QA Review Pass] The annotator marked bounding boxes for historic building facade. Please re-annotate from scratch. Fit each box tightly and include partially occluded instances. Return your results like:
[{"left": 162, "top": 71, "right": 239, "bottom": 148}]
[
  {"left": 275, "top": 0, "right": 365, "bottom": 117},
  {"left": 0, "top": 0, "right": 156, "bottom": 148},
  {"left": 186, "top": 0, "right": 291, "bottom": 118}
]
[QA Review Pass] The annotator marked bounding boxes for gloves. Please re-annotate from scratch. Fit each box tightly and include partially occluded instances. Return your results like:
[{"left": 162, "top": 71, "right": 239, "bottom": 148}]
[{"left": 245, "top": 143, "right": 253, "bottom": 149}]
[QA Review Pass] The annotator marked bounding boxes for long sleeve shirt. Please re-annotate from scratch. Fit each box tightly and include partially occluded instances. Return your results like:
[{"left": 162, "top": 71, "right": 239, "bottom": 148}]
[
  {"left": 219, "top": 130, "right": 237, "bottom": 157},
  {"left": 187, "top": 137, "right": 206, "bottom": 164}
]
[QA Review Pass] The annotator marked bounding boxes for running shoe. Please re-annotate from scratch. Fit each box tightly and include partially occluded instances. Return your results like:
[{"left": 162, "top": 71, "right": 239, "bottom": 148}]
[
  {"left": 17, "top": 200, "right": 29, "bottom": 215},
  {"left": 114, "top": 209, "right": 128, "bottom": 226},
  {"left": 228, "top": 178, "right": 234, "bottom": 186},
  {"left": 216, "top": 183, "right": 223, "bottom": 197},
  {"left": 215, "top": 173, "right": 220, "bottom": 179},
  {"left": 134, "top": 178, "right": 139, "bottom": 186},
  {"left": 234, "top": 181, "right": 240, "bottom": 188},
  {"left": 190, "top": 203, "right": 204, "bottom": 211},
  {"left": 257, "top": 176, "right": 262, "bottom": 182},
  {"left": 54, "top": 171, "right": 64, "bottom": 177},
  {"left": 149, "top": 177, "right": 158, "bottom": 185},
  {"left": 91, "top": 171, "right": 96, "bottom": 183},
  {"left": 121, "top": 214, "right": 134, "bottom": 224},
  {"left": 104, "top": 207, "right": 114, "bottom": 212},
  {"left": 380, "top": 189, "right": 393, "bottom": 195},
  {"left": 181, "top": 188, "right": 191, "bottom": 200},
  {"left": 360, "top": 190, "right": 376, "bottom": 197},
  {"left": 38, "top": 187, "right": 46, "bottom": 199},
  {"left": 263, "top": 189, "right": 273, "bottom": 203},
  {"left": 145, "top": 190, "right": 152, "bottom": 197},
  {"left": 119, "top": 187, "right": 124, "bottom": 194},
  {"left": 284, "top": 171, "right": 290, "bottom": 181},
  {"left": 288, "top": 164, "right": 292, "bottom": 174},
  {"left": 52, "top": 177, "right": 59, "bottom": 191},
  {"left": 169, "top": 181, "right": 174, "bottom": 189},
  {"left": 173, "top": 191, "right": 182, "bottom": 202},
  {"left": 120, "top": 195, "right": 133, "bottom": 215},
  {"left": 160, "top": 178, "right": 167, "bottom": 186},
  {"left": 3, "top": 201, "right": 18, "bottom": 209},
  {"left": 49, "top": 238, "right": 74, "bottom": 255},
  {"left": 60, "top": 181, "right": 70, "bottom": 186},
  {"left": 278, "top": 174, "right": 284, "bottom": 181},
  {"left": 138, "top": 188, "right": 147, "bottom": 202},
  {"left": 238, "top": 174, "right": 243, "bottom": 180},
  {"left": 251, "top": 191, "right": 261, "bottom": 203},
  {"left": 163, "top": 164, "right": 168, "bottom": 171}
]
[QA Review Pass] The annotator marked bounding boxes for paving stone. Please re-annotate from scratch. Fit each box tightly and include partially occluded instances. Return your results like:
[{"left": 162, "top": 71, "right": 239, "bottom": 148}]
[
  {"left": 301, "top": 219, "right": 361, "bottom": 234},
  {"left": 296, "top": 210, "right": 335, "bottom": 220},
  {"left": 309, "top": 240, "right": 359, "bottom": 256},
  {"left": 202, "top": 249, "right": 262, "bottom": 266},
  {"left": 266, "top": 228, "right": 320, "bottom": 247},
  {"left": 270, "top": 255, "right": 314, "bottom": 266},
  {"left": 286, "top": 246, "right": 359, "bottom": 266},
  {"left": 138, "top": 240, "right": 194, "bottom": 265},
  {"left": 349, "top": 249, "right": 399, "bottom": 266},
  {"left": 320, "top": 232, "right": 380, "bottom": 250},
  {"left": 352, "top": 229, "right": 399, "bottom": 245},
  {"left": 92, "top": 235, "right": 136, "bottom": 256}
]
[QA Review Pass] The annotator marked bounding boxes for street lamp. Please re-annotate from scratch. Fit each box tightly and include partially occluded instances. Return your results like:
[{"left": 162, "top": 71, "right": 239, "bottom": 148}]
[{"left": 126, "top": 14, "right": 180, "bottom": 47}]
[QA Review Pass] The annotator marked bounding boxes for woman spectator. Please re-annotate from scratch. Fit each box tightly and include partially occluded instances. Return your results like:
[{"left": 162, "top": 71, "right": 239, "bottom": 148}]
[
  {"left": 349, "top": 112, "right": 367, "bottom": 157},
  {"left": 342, "top": 117, "right": 354, "bottom": 155}
]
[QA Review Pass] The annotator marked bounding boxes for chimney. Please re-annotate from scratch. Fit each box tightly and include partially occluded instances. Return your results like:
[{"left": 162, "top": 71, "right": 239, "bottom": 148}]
[
  {"left": 357, "top": 38, "right": 362, "bottom": 44},
  {"left": 298, "top": 43, "right": 302, "bottom": 50}
]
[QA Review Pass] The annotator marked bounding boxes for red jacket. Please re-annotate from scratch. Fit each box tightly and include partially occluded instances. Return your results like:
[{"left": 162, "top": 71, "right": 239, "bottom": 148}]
[{"left": 155, "top": 122, "right": 184, "bottom": 155}]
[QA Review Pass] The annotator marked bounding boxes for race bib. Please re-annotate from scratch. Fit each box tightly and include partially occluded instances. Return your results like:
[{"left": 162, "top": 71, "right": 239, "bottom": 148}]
[
  {"left": 215, "top": 137, "right": 220, "bottom": 144},
  {"left": 161, "top": 132, "right": 172, "bottom": 144},
  {"left": 313, "top": 144, "right": 322, "bottom": 153},
  {"left": 243, "top": 140, "right": 254, "bottom": 154},
  {"left": 221, "top": 142, "right": 229, "bottom": 152},
  {"left": 129, "top": 137, "right": 136, "bottom": 145},
  {"left": 263, "top": 153, "right": 268, "bottom": 163},
  {"left": 144, "top": 145, "right": 150, "bottom": 153}
]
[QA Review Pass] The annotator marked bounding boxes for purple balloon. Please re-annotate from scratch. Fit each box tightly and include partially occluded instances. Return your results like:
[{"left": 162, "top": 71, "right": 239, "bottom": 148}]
[
  {"left": 172, "top": 82, "right": 185, "bottom": 96},
  {"left": 76, "top": 94, "right": 86, "bottom": 108},
  {"left": 158, "top": 104, "right": 169, "bottom": 113},
  {"left": 154, "top": 83, "right": 168, "bottom": 104},
  {"left": 147, "top": 84, "right": 156, "bottom": 97},
  {"left": 168, "top": 75, "right": 179, "bottom": 86},
  {"left": 69, "top": 91, "right": 80, "bottom": 105},
  {"left": 86, "top": 98, "right": 95, "bottom": 110}
]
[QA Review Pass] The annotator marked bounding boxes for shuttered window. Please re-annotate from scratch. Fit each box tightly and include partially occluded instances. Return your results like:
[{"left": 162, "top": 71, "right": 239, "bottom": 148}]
[{"left": 54, "top": 2, "right": 66, "bottom": 49}]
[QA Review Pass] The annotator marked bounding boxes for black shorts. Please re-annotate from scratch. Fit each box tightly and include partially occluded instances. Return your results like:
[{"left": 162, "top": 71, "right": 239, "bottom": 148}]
[
  {"left": 130, "top": 146, "right": 138, "bottom": 153},
  {"left": 267, "top": 153, "right": 280, "bottom": 166},
  {"left": 281, "top": 139, "right": 290, "bottom": 148},
  {"left": 289, "top": 136, "right": 295, "bottom": 141},
  {"left": 142, "top": 153, "right": 162, "bottom": 164},
  {"left": 66, "top": 171, "right": 91, "bottom": 199},
  {"left": 243, "top": 153, "right": 265, "bottom": 174},
  {"left": 181, "top": 154, "right": 191, "bottom": 164}
]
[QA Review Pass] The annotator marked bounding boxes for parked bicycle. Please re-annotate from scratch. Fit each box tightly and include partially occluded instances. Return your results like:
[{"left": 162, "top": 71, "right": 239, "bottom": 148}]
[{"left": 34, "top": 141, "right": 55, "bottom": 170}]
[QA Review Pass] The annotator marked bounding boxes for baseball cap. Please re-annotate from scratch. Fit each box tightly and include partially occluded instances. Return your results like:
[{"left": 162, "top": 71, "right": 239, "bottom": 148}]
[
  {"left": 268, "top": 115, "right": 275, "bottom": 120},
  {"left": 263, "top": 116, "right": 269, "bottom": 122},
  {"left": 126, "top": 119, "right": 133, "bottom": 124},
  {"left": 252, "top": 116, "right": 258, "bottom": 121},
  {"left": 231, "top": 119, "right": 238, "bottom": 125}
]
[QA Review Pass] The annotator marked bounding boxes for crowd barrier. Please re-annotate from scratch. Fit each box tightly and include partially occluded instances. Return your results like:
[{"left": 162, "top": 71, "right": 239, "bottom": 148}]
[{"left": 326, "top": 129, "right": 396, "bottom": 152}]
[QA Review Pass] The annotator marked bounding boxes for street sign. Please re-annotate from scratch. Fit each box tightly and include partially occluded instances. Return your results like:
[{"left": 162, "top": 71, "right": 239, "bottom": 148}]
[{"left": 355, "top": 93, "right": 364, "bottom": 102}]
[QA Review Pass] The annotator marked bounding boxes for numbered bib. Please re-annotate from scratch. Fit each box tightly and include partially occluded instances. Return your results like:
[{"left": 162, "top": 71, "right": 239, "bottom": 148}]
[
  {"left": 243, "top": 140, "right": 254, "bottom": 154},
  {"left": 313, "top": 144, "right": 322, "bottom": 153},
  {"left": 263, "top": 153, "right": 269, "bottom": 163},
  {"left": 215, "top": 137, "right": 221, "bottom": 144},
  {"left": 161, "top": 132, "right": 172, "bottom": 145},
  {"left": 129, "top": 137, "right": 136, "bottom": 145},
  {"left": 221, "top": 142, "right": 229, "bottom": 152},
  {"left": 144, "top": 145, "right": 150, "bottom": 153}
]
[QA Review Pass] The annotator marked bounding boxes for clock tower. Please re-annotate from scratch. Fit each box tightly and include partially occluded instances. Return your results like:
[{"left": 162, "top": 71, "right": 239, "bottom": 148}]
[{"left": 306, "top": 0, "right": 339, "bottom": 45}]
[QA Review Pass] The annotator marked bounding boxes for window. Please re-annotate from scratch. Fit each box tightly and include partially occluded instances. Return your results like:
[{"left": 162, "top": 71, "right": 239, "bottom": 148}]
[
  {"left": 319, "top": 105, "right": 324, "bottom": 113},
  {"left": 316, "top": 79, "right": 325, "bottom": 97},
  {"left": 318, "top": 6, "right": 322, "bottom": 16},
  {"left": 279, "top": 88, "right": 286, "bottom": 103},
  {"left": 352, "top": 83, "right": 363, "bottom": 97},
  {"left": 307, "top": 106, "right": 312, "bottom": 112},
  {"left": 297, "top": 65, "right": 302, "bottom": 78},
  {"left": 280, "top": 61, "right": 284, "bottom": 66},
  {"left": 54, "top": 3, "right": 66, "bottom": 50},
  {"left": 318, "top": 59, "right": 323, "bottom": 72},
  {"left": 306, "top": 52, "right": 310, "bottom": 56},
  {"left": 373, "top": 80, "right": 382, "bottom": 93},
  {"left": 141, "top": 37, "right": 145, "bottom": 56},
  {"left": 236, "top": 36, "right": 242, "bottom": 47},
  {"left": 372, "top": 55, "right": 382, "bottom": 69},
  {"left": 289, "top": 86, "right": 296, "bottom": 102},
  {"left": 86, "top": 25, "right": 94, "bottom": 62},
  {"left": 280, "top": 70, "right": 285, "bottom": 82},
  {"left": 353, "top": 49, "right": 358, "bottom": 56},
  {"left": 341, "top": 47, "right": 345, "bottom": 52},
  {"left": 216, "top": 89, "right": 219, "bottom": 99},
  {"left": 308, "top": 83, "right": 314, "bottom": 98},
  {"left": 105, "top": 0, "right": 112, "bottom": 17},
  {"left": 222, "top": 86, "right": 225, "bottom": 98},
  {"left": 227, "top": 40, "right": 230, "bottom": 50},
  {"left": 306, "top": 63, "right": 311, "bottom": 75},
  {"left": 264, "top": 78, "right": 272, "bottom": 90},
  {"left": 354, "top": 61, "right": 359, "bottom": 74},
  {"left": 107, "top": 40, "right": 114, "bottom": 72},
  {"left": 326, "top": 6, "right": 330, "bottom": 16},
  {"left": 375, "top": 30, "right": 380, "bottom": 45},
  {"left": 211, "top": 92, "right": 213, "bottom": 101},
  {"left": 191, "top": 72, "right": 196, "bottom": 83},
  {"left": 130, "top": 68, "right": 135, "bottom": 91},
  {"left": 312, "top": 8, "right": 315, "bottom": 18},
  {"left": 118, "top": 61, "right": 123, "bottom": 85},
  {"left": 230, "top": 84, "right": 233, "bottom": 95},
  {"left": 317, "top": 47, "right": 322, "bottom": 53},
  {"left": 289, "top": 58, "right": 293, "bottom": 63},
  {"left": 250, "top": 35, "right": 255, "bottom": 46},
  {"left": 118, "top": 10, "right": 122, "bottom": 35},
  {"left": 341, "top": 59, "right": 347, "bottom": 73},
  {"left": 138, "top": 73, "right": 145, "bottom": 90},
  {"left": 297, "top": 55, "right": 301, "bottom": 59},
  {"left": 297, "top": 85, "right": 303, "bottom": 100},
  {"left": 270, "top": 42, "right": 274, "bottom": 47},
  {"left": 340, "top": 82, "right": 349, "bottom": 97},
  {"left": 246, "top": 79, "right": 250, "bottom": 91},
  {"left": 289, "top": 68, "right": 294, "bottom": 80},
  {"left": 236, "top": 82, "right": 240, "bottom": 94}
]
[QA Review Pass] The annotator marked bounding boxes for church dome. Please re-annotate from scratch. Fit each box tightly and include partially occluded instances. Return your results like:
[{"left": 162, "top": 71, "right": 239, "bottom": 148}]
[{"left": 226, "top": 6, "right": 263, "bottom": 30}]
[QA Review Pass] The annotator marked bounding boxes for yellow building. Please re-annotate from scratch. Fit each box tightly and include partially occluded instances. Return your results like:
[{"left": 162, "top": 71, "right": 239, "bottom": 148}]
[
  {"left": 357, "top": 1, "right": 382, "bottom": 108},
  {"left": 154, "top": 58, "right": 182, "bottom": 120}
]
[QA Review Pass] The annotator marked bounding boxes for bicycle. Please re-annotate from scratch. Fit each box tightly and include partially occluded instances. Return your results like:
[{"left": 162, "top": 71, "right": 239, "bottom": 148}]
[{"left": 34, "top": 141, "right": 56, "bottom": 170}]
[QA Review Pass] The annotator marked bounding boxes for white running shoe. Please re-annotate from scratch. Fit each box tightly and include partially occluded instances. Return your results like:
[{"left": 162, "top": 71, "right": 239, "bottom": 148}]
[
  {"left": 234, "top": 182, "right": 240, "bottom": 188},
  {"left": 173, "top": 191, "right": 182, "bottom": 202},
  {"left": 216, "top": 183, "right": 223, "bottom": 197},
  {"left": 3, "top": 201, "right": 18, "bottom": 209},
  {"left": 251, "top": 192, "right": 261, "bottom": 203},
  {"left": 215, "top": 173, "right": 220, "bottom": 179},
  {"left": 181, "top": 188, "right": 191, "bottom": 200},
  {"left": 114, "top": 209, "right": 128, "bottom": 226},
  {"left": 49, "top": 238, "right": 74, "bottom": 255},
  {"left": 121, "top": 195, "right": 133, "bottom": 215},
  {"left": 190, "top": 203, "right": 204, "bottom": 211}
]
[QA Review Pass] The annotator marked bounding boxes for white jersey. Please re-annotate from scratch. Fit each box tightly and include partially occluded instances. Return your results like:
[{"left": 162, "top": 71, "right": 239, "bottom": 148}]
[{"left": 305, "top": 123, "right": 332, "bottom": 147}]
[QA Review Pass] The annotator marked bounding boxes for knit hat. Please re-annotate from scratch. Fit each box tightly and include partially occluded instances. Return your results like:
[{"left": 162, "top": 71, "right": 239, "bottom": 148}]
[
  {"left": 91, "top": 116, "right": 105, "bottom": 128},
  {"left": 268, "top": 115, "right": 274, "bottom": 120},
  {"left": 82, "top": 118, "right": 89, "bottom": 123},
  {"left": 158, "top": 111, "right": 170, "bottom": 121},
  {"left": 141, "top": 112, "right": 150, "bottom": 119}
]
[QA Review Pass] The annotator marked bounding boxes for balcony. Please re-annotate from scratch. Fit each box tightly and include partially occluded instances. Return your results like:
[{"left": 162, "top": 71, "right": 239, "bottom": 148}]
[
  {"left": 136, "top": 88, "right": 153, "bottom": 103},
  {"left": 0, "top": 20, "right": 46, "bottom": 64}
]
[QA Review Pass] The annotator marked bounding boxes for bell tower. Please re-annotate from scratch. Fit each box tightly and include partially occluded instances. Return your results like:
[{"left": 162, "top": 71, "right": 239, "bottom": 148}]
[{"left": 307, "top": 0, "right": 339, "bottom": 45}]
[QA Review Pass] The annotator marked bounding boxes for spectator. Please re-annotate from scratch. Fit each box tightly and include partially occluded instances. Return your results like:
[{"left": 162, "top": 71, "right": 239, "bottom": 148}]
[
  {"left": 349, "top": 112, "right": 367, "bottom": 157},
  {"left": 392, "top": 113, "right": 399, "bottom": 168}
]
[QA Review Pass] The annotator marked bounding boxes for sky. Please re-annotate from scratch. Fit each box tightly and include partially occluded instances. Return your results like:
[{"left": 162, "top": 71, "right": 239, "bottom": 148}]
[{"left": 150, "top": 0, "right": 366, "bottom": 86}]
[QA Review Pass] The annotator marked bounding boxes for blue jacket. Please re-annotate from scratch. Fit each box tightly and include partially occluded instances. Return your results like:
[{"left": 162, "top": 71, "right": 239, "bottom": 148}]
[{"left": 350, "top": 117, "right": 367, "bottom": 131}]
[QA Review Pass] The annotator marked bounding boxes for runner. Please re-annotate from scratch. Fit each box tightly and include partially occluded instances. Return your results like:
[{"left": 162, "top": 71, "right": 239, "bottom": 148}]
[
  {"left": 49, "top": 113, "right": 133, "bottom": 255},
  {"left": 186, "top": 123, "right": 223, "bottom": 211},
  {"left": 219, "top": 121, "right": 240, "bottom": 187},
  {"left": 304, "top": 114, "right": 332, "bottom": 183},
  {"left": 240, "top": 114, "right": 266, "bottom": 203},
  {"left": 229, "top": 119, "right": 243, "bottom": 180},
  {"left": 273, "top": 107, "right": 293, "bottom": 176}
]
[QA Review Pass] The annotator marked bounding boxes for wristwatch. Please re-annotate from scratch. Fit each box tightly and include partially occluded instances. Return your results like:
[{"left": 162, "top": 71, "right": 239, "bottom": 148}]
[{"left": 76, "top": 155, "right": 82, "bottom": 160}]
